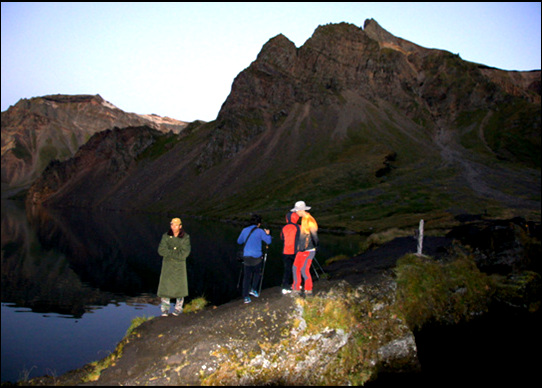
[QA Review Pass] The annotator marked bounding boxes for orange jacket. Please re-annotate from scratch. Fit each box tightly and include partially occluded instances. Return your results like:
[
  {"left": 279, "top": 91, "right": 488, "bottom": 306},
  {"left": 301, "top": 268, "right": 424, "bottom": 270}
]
[{"left": 299, "top": 213, "right": 318, "bottom": 251}]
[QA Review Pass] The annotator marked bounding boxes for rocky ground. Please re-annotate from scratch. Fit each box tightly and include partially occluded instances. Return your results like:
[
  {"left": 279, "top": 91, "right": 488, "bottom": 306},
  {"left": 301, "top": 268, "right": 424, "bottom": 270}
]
[
  {"left": 21, "top": 235, "right": 453, "bottom": 386},
  {"left": 19, "top": 218, "right": 541, "bottom": 385}
]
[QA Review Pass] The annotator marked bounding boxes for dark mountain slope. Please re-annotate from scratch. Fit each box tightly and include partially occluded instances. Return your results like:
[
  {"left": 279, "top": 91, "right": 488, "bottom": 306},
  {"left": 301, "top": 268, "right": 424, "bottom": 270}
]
[{"left": 27, "top": 20, "right": 540, "bottom": 232}]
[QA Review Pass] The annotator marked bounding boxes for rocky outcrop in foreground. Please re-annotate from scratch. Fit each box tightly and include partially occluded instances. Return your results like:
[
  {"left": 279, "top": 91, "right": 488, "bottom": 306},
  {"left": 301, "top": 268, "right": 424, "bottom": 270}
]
[
  {"left": 26, "top": 278, "right": 420, "bottom": 386},
  {"left": 22, "top": 218, "right": 541, "bottom": 385}
]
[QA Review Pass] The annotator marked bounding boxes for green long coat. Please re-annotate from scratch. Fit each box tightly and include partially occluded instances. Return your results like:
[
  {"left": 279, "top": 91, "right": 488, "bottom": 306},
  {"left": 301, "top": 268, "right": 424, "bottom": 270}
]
[{"left": 157, "top": 232, "right": 191, "bottom": 299}]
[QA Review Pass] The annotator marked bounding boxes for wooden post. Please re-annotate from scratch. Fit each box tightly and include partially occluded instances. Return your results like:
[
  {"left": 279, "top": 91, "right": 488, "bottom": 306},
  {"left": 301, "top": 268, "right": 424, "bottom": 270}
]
[{"left": 417, "top": 219, "right": 424, "bottom": 256}]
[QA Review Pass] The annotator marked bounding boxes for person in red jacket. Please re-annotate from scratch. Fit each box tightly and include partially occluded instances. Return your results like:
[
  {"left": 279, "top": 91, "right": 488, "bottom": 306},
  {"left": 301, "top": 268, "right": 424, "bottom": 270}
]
[{"left": 280, "top": 211, "right": 300, "bottom": 294}]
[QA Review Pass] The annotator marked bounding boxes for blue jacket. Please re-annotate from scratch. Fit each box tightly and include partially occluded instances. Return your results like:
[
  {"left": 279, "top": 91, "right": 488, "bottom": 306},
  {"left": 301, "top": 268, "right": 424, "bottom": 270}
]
[{"left": 237, "top": 225, "right": 272, "bottom": 258}]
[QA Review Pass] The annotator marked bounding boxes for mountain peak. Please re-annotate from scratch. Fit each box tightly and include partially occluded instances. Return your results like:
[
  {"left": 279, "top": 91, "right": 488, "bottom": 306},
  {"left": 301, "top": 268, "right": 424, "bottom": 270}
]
[
  {"left": 363, "top": 18, "right": 394, "bottom": 42},
  {"left": 363, "top": 18, "right": 426, "bottom": 55},
  {"left": 256, "top": 34, "right": 297, "bottom": 65}
]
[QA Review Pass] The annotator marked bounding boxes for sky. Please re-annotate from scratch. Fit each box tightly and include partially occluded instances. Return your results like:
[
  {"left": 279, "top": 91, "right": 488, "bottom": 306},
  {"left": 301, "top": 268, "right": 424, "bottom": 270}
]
[{"left": 1, "top": 2, "right": 541, "bottom": 122}]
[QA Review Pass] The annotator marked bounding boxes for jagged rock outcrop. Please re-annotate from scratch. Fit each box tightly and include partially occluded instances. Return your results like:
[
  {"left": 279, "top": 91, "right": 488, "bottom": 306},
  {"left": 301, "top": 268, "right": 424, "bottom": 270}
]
[
  {"left": 447, "top": 216, "right": 542, "bottom": 275},
  {"left": 26, "top": 125, "right": 175, "bottom": 208},
  {"left": 198, "top": 20, "right": 539, "bottom": 171},
  {"left": 1, "top": 94, "right": 187, "bottom": 196},
  {"left": 23, "top": 20, "right": 540, "bottom": 228},
  {"left": 27, "top": 278, "right": 421, "bottom": 386}
]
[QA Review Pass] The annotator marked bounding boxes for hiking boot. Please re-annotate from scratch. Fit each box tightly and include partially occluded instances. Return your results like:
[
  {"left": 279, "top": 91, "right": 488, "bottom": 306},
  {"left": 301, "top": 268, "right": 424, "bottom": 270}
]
[
  {"left": 172, "top": 308, "right": 183, "bottom": 316},
  {"left": 161, "top": 311, "right": 168, "bottom": 317},
  {"left": 249, "top": 290, "right": 259, "bottom": 298},
  {"left": 244, "top": 297, "right": 252, "bottom": 304},
  {"left": 305, "top": 290, "right": 313, "bottom": 297}
]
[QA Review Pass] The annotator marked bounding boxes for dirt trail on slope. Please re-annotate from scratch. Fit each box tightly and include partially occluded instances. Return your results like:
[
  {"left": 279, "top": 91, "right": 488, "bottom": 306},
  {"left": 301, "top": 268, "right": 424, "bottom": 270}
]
[{"left": 433, "top": 120, "right": 540, "bottom": 211}]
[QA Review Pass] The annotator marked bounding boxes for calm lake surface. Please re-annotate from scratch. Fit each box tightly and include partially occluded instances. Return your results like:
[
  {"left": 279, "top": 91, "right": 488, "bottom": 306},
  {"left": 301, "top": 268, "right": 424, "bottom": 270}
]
[{"left": 1, "top": 199, "right": 362, "bottom": 383}]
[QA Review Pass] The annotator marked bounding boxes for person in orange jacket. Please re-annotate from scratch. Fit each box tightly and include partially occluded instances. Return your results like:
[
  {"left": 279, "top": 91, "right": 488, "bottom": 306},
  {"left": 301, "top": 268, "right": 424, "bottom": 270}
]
[{"left": 291, "top": 201, "right": 318, "bottom": 296}]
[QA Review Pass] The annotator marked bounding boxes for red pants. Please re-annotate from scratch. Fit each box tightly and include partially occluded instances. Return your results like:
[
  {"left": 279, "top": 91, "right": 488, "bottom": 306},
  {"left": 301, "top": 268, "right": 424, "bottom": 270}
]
[{"left": 292, "top": 250, "right": 315, "bottom": 292}]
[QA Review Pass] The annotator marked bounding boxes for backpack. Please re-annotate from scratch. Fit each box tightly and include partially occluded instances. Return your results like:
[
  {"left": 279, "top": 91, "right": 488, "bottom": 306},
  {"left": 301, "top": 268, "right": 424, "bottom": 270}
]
[{"left": 281, "top": 212, "right": 300, "bottom": 255}]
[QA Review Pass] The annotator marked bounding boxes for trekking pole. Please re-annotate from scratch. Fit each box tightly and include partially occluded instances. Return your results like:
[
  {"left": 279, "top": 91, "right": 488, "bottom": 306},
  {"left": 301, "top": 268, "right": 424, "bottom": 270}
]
[
  {"left": 312, "top": 256, "right": 326, "bottom": 277},
  {"left": 311, "top": 261, "right": 320, "bottom": 280},
  {"left": 258, "top": 245, "right": 268, "bottom": 295}
]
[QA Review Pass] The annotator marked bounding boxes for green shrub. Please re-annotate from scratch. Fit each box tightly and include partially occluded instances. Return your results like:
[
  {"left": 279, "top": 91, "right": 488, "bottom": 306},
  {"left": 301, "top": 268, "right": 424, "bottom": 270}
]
[
  {"left": 395, "top": 249, "right": 494, "bottom": 330},
  {"left": 183, "top": 296, "right": 209, "bottom": 313}
]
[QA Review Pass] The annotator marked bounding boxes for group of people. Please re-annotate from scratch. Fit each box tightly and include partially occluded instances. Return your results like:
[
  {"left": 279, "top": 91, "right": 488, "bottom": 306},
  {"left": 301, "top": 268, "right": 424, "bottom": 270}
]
[{"left": 156, "top": 200, "right": 319, "bottom": 314}]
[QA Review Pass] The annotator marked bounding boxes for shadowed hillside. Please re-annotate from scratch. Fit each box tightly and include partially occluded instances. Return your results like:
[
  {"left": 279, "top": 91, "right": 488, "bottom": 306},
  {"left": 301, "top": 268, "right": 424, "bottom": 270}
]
[{"left": 24, "top": 20, "right": 540, "bottom": 232}]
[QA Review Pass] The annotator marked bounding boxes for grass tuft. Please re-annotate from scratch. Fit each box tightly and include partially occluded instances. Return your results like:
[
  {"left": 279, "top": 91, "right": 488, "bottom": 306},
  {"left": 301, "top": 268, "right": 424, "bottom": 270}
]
[
  {"left": 183, "top": 296, "right": 209, "bottom": 313},
  {"left": 395, "top": 245, "right": 494, "bottom": 330}
]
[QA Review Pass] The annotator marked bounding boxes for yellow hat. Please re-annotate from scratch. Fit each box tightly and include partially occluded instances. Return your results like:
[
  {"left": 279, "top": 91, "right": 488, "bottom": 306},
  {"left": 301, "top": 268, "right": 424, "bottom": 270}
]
[{"left": 170, "top": 218, "right": 182, "bottom": 225}]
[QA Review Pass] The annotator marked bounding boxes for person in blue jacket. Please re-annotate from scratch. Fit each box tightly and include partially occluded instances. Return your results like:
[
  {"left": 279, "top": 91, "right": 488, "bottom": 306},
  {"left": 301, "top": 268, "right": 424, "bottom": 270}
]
[{"left": 237, "top": 214, "right": 272, "bottom": 304}]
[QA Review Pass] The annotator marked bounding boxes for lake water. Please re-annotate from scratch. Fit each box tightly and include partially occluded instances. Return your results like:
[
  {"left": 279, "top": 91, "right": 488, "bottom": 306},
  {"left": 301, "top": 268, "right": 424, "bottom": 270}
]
[{"left": 1, "top": 200, "right": 362, "bottom": 383}]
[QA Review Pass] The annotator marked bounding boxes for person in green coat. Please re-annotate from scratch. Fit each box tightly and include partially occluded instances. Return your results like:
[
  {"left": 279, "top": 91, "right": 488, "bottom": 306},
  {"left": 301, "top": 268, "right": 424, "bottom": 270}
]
[{"left": 157, "top": 217, "right": 191, "bottom": 316}]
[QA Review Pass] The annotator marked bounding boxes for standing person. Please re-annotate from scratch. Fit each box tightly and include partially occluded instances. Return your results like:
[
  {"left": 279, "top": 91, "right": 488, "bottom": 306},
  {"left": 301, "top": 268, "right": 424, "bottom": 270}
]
[
  {"left": 157, "top": 218, "right": 191, "bottom": 316},
  {"left": 280, "top": 211, "right": 300, "bottom": 294},
  {"left": 237, "top": 214, "right": 272, "bottom": 304},
  {"left": 291, "top": 201, "right": 318, "bottom": 296}
]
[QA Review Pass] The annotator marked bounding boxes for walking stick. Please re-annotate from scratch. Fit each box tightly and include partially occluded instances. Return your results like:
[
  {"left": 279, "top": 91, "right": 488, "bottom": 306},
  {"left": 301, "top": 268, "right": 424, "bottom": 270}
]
[
  {"left": 258, "top": 245, "right": 268, "bottom": 295},
  {"left": 311, "top": 261, "right": 320, "bottom": 280},
  {"left": 312, "top": 256, "right": 326, "bottom": 276}
]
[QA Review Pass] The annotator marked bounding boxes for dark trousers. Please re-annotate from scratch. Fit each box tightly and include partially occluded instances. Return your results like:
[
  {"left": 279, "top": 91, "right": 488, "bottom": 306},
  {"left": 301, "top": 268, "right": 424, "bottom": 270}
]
[
  {"left": 243, "top": 261, "right": 263, "bottom": 298},
  {"left": 282, "top": 254, "right": 295, "bottom": 289}
]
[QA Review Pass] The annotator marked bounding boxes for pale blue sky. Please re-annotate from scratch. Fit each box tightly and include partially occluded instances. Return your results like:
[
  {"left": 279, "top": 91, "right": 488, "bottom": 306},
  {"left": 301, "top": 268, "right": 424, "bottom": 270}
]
[{"left": 2, "top": 2, "right": 540, "bottom": 122}]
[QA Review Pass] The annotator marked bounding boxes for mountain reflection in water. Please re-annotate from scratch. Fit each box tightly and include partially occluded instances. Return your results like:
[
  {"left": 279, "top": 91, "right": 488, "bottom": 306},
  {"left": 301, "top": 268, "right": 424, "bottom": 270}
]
[
  {"left": 1, "top": 200, "right": 361, "bottom": 382},
  {"left": 2, "top": 200, "right": 254, "bottom": 315}
]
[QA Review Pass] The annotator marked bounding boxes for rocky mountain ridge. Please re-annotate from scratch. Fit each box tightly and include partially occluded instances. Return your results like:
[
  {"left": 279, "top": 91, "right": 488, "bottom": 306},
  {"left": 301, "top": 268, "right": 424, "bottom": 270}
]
[
  {"left": 25, "top": 125, "right": 176, "bottom": 208},
  {"left": 200, "top": 19, "right": 539, "bottom": 170},
  {"left": 1, "top": 94, "right": 187, "bottom": 196},
  {"left": 19, "top": 20, "right": 542, "bottom": 231}
]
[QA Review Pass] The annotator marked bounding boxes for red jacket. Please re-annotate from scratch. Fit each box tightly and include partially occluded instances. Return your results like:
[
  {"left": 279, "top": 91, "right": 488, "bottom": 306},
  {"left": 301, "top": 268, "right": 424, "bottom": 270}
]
[{"left": 281, "top": 212, "right": 300, "bottom": 255}]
